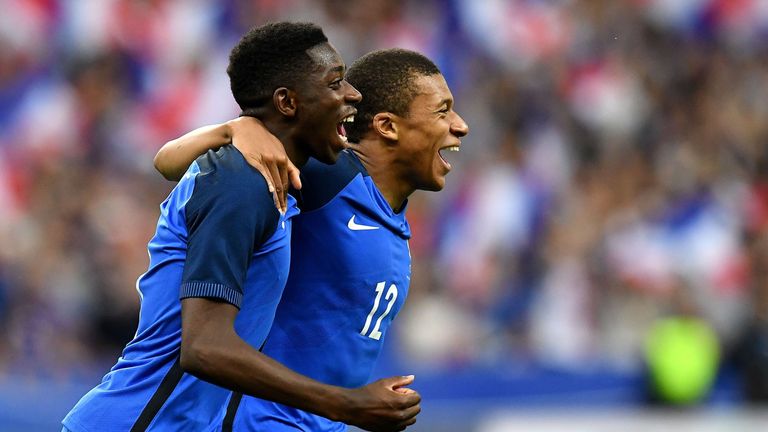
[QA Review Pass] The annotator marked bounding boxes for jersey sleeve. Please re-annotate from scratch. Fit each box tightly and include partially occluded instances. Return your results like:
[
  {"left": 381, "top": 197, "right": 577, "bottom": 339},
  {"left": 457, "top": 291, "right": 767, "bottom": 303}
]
[{"left": 180, "top": 149, "right": 280, "bottom": 308}]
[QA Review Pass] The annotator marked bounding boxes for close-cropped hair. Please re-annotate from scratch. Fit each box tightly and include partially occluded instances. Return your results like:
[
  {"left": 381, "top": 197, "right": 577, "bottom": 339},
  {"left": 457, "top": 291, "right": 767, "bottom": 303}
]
[
  {"left": 345, "top": 48, "right": 441, "bottom": 143},
  {"left": 227, "top": 22, "right": 328, "bottom": 113}
]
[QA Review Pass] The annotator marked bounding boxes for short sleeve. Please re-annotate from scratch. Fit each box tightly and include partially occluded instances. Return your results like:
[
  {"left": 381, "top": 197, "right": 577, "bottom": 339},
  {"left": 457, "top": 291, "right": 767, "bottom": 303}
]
[{"left": 180, "top": 148, "right": 280, "bottom": 308}]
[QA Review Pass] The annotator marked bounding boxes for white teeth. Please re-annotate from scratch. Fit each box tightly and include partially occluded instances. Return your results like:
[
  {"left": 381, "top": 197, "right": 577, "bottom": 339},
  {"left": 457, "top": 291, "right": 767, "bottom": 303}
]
[
  {"left": 342, "top": 115, "right": 354, "bottom": 123},
  {"left": 445, "top": 146, "right": 460, "bottom": 152}
]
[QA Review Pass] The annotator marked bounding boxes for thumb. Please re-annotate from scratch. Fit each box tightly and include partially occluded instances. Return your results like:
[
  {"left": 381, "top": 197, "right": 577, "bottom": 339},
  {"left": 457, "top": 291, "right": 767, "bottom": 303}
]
[{"left": 386, "top": 374, "right": 415, "bottom": 389}]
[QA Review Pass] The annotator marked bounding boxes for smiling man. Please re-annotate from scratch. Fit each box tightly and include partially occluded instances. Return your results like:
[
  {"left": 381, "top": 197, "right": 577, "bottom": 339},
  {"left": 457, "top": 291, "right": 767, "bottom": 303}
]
[
  {"left": 62, "top": 24, "right": 422, "bottom": 432},
  {"left": 155, "top": 48, "right": 468, "bottom": 431}
]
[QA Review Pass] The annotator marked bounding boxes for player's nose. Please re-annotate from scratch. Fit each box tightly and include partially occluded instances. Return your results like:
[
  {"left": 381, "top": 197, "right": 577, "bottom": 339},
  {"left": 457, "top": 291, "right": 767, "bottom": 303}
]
[
  {"left": 344, "top": 81, "right": 362, "bottom": 104},
  {"left": 451, "top": 112, "right": 469, "bottom": 137}
]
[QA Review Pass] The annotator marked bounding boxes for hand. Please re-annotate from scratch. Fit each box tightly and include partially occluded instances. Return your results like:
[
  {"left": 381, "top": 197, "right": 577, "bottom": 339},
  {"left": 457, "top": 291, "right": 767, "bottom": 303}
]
[
  {"left": 336, "top": 375, "right": 421, "bottom": 432},
  {"left": 228, "top": 116, "right": 302, "bottom": 214}
]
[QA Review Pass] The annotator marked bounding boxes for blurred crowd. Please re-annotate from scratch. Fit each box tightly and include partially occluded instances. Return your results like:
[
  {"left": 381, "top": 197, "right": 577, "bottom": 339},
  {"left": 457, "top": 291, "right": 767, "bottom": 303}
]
[{"left": 1, "top": 0, "right": 768, "bottom": 401}]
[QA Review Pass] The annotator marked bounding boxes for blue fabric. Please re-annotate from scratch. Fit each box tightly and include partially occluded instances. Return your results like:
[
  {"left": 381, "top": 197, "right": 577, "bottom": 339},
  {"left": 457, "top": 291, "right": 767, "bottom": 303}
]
[
  {"left": 63, "top": 146, "right": 298, "bottom": 432},
  {"left": 233, "top": 150, "right": 412, "bottom": 431}
]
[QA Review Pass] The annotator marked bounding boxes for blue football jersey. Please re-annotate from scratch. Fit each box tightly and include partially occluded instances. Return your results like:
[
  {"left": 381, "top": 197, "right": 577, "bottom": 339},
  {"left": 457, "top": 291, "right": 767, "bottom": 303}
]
[
  {"left": 63, "top": 146, "right": 298, "bottom": 432},
  {"left": 227, "top": 150, "right": 412, "bottom": 431}
]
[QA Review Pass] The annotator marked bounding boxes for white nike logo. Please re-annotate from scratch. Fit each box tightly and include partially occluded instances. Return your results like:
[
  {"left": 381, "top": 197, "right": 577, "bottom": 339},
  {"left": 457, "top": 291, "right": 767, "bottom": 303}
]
[{"left": 347, "top": 215, "right": 379, "bottom": 231}]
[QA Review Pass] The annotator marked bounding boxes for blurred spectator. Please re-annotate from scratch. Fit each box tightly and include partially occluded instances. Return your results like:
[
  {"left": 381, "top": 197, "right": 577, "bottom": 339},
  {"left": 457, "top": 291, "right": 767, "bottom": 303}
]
[
  {"left": 1, "top": 2, "right": 767, "bottom": 409},
  {"left": 734, "top": 218, "right": 768, "bottom": 402}
]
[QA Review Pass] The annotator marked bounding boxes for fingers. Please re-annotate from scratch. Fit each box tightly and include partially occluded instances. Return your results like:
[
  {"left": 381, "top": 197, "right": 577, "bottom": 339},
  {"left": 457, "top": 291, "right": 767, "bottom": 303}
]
[
  {"left": 228, "top": 116, "right": 289, "bottom": 211},
  {"left": 287, "top": 159, "right": 302, "bottom": 190},
  {"left": 378, "top": 375, "right": 420, "bottom": 406},
  {"left": 395, "top": 408, "right": 419, "bottom": 430},
  {"left": 400, "top": 390, "right": 421, "bottom": 407},
  {"left": 276, "top": 156, "right": 290, "bottom": 212},
  {"left": 278, "top": 161, "right": 288, "bottom": 195},
  {"left": 266, "top": 160, "right": 286, "bottom": 214},
  {"left": 400, "top": 403, "right": 421, "bottom": 420},
  {"left": 248, "top": 158, "right": 278, "bottom": 208},
  {"left": 389, "top": 403, "right": 420, "bottom": 432},
  {"left": 269, "top": 186, "right": 282, "bottom": 216},
  {"left": 257, "top": 154, "right": 291, "bottom": 214},
  {"left": 351, "top": 376, "right": 422, "bottom": 432},
  {"left": 248, "top": 156, "right": 284, "bottom": 214}
]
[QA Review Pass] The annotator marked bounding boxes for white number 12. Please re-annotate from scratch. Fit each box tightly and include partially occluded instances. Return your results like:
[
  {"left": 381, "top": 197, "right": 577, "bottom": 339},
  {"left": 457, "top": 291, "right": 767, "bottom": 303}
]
[{"left": 360, "top": 282, "right": 398, "bottom": 340}]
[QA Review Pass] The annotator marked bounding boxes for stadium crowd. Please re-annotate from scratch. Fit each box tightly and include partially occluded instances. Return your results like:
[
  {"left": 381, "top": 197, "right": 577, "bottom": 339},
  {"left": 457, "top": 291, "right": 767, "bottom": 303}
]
[{"left": 1, "top": 0, "right": 767, "bottom": 401}]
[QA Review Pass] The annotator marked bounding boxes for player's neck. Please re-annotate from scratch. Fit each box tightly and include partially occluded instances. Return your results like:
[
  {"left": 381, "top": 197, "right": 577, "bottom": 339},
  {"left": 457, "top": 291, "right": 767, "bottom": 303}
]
[
  {"left": 352, "top": 143, "right": 413, "bottom": 213},
  {"left": 261, "top": 120, "right": 310, "bottom": 168},
  {"left": 282, "top": 139, "right": 309, "bottom": 168}
]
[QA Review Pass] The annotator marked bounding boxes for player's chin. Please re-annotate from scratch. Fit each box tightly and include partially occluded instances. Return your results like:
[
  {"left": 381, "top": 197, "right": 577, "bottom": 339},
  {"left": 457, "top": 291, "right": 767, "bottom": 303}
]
[
  {"left": 316, "top": 136, "right": 347, "bottom": 164},
  {"left": 423, "top": 175, "right": 446, "bottom": 192},
  {"left": 426, "top": 163, "right": 449, "bottom": 191}
]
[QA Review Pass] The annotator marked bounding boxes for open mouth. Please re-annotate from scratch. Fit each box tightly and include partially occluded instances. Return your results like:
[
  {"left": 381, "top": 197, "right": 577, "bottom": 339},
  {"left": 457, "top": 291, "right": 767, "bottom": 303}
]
[
  {"left": 438, "top": 144, "right": 461, "bottom": 169},
  {"left": 337, "top": 114, "right": 354, "bottom": 143}
]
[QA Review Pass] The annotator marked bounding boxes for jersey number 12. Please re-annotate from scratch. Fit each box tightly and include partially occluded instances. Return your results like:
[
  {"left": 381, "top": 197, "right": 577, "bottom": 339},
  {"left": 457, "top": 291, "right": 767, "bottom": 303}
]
[{"left": 360, "top": 281, "right": 398, "bottom": 340}]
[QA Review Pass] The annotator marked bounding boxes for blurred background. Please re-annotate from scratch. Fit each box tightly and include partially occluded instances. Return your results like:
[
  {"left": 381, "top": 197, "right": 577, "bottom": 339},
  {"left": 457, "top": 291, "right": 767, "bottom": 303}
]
[{"left": 2, "top": 0, "right": 768, "bottom": 430}]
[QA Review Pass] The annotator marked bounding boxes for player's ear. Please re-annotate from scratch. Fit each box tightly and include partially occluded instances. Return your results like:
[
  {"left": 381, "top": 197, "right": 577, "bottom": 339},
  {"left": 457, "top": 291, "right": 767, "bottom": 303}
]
[
  {"left": 372, "top": 112, "right": 398, "bottom": 142},
  {"left": 274, "top": 87, "right": 297, "bottom": 117}
]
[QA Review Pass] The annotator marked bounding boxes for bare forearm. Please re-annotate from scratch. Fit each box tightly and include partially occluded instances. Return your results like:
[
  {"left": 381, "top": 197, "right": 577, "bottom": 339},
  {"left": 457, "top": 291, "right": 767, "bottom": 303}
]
[
  {"left": 154, "top": 123, "right": 233, "bottom": 180},
  {"left": 185, "top": 333, "right": 346, "bottom": 421},
  {"left": 180, "top": 299, "right": 346, "bottom": 421},
  {"left": 181, "top": 299, "right": 420, "bottom": 430},
  {"left": 155, "top": 117, "right": 299, "bottom": 213}
]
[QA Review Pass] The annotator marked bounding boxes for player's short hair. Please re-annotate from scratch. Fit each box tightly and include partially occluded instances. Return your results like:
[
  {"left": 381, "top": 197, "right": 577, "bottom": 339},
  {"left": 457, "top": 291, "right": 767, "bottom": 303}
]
[
  {"left": 345, "top": 49, "right": 441, "bottom": 143},
  {"left": 227, "top": 22, "right": 328, "bottom": 113}
]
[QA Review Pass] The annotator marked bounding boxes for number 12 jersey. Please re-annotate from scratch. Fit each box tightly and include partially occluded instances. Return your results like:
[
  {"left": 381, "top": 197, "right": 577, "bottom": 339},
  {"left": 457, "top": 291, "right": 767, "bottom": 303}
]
[{"left": 226, "top": 149, "right": 412, "bottom": 432}]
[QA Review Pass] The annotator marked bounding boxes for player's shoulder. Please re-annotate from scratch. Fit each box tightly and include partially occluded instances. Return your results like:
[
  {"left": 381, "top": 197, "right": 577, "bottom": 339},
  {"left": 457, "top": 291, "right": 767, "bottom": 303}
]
[
  {"left": 188, "top": 146, "right": 276, "bottom": 217},
  {"left": 296, "top": 149, "right": 366, "bottom": 211}
]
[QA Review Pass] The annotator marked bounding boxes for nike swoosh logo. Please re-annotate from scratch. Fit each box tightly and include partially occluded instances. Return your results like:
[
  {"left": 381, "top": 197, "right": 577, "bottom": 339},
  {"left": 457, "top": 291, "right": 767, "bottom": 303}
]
[{"left": 348, "top": 215, "right": 379, "bottom": 231}]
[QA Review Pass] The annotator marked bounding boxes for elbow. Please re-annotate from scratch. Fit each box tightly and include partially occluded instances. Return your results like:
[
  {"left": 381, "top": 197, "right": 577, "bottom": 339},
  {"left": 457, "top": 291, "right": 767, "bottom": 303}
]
[
  {"left": 152, "top": 149, "right": 165, "bottom": 176},
  {"left": 179, "top": 339, "right": 202, "bottom": 375},
  {"left": 179, "top": 338, "right": 218, "bottom": 379},
  {"left": 153, "top": 144, "right": 182, "bottom": 181}
]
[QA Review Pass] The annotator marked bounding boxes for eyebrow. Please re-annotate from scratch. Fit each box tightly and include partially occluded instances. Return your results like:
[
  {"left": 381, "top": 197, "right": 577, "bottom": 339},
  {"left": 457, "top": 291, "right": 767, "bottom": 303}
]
[{"left": 435, "top": 98, "right": 453, "bottom": 110}]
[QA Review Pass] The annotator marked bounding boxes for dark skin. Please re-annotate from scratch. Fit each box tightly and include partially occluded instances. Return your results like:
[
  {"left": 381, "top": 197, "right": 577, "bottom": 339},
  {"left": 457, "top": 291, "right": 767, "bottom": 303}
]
[
  {"left": 179, "top": 43, "right": 420, "bottom": 432},
  {"left": 158, "top": 73, "right": 467, "bottom": 431},
  {"left": 355, "top": 74, "right": 469, "bottom": 210},
  {"left": 240, "top": 43, "right": 359, "bottom": 167},
  {"left": 155, "top": 117, "right": 302, "bottom": 213},
  {"left": 181, "top": 300, "right": 420, "bottom": 431}
]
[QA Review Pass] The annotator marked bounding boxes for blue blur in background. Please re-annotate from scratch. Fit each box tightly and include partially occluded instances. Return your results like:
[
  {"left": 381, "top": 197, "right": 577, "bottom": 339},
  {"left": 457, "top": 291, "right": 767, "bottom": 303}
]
[{"left": 2, "top": 0, "right": 768, "bottom": 430}]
